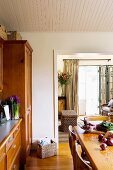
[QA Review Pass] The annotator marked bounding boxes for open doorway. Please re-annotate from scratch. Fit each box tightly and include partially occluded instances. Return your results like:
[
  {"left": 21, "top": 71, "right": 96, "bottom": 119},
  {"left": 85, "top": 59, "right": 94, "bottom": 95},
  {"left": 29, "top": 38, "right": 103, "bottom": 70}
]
[{"left": 54, "top": 52, "right": 113, "bottom": 143}]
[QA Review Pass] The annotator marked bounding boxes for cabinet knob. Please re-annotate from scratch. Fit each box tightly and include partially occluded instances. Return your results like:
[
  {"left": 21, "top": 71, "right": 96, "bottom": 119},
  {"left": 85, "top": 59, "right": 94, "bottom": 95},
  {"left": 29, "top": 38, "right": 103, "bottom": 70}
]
[
  {"left": 20, "top": 58, "right": 24, "bottom": 63},
  {"left": 8, "top": 136, "right": 13, "bottom": 142},
  {"left": 13, "top": 164, "right": 16, "bottom": 169},
  {"left": 16, "top": 127, "right": 19, "bottom": 131},
  {"left": 12, "top": 144, "right": 16, "bottom": 149}
]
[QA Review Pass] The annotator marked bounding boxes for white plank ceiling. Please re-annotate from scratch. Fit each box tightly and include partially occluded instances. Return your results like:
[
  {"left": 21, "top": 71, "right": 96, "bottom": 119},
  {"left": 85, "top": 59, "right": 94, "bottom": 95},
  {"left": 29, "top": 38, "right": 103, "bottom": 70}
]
[{"left": 0, "top": 0, "right": 113, "bottom": 32}]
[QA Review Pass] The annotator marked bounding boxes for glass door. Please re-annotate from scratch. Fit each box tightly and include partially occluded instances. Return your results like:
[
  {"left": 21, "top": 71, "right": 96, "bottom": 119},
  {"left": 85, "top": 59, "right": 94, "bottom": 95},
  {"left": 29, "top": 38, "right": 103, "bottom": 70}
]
[{"left": 78, "top": 66, "right": 99, "bottom": 115}]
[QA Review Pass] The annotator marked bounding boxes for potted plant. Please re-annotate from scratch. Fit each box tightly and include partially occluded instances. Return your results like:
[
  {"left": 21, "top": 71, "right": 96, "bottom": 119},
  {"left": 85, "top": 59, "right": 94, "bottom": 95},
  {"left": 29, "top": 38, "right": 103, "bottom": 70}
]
[
  {"left": 8, "top": 95, "right": 20, "bottom": 119},
  {"left": 58, "top": 72, "right": 71, "bottom": 96}
]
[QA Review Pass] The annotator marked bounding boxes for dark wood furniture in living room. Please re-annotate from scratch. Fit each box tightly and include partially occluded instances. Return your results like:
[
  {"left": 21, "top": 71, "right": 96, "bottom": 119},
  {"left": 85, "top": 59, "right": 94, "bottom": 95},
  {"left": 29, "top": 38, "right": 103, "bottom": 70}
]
[
  {"left": 58, "top": 96, "right": 66, "bottom": 119},
  {"left": 3, "top": 40, "right": 32, "bottom": 168}
]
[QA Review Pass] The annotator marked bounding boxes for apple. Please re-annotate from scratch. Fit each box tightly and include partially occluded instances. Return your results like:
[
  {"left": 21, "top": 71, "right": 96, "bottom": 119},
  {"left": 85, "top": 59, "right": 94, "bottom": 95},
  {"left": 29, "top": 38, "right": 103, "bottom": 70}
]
[
  {"left": 102, "top": 137, "right": 107, "bottom": 144},
  {"left": 100, "top": 143, "right": 107, "bottom": 150},
  {"left": 98, "top": 134, "right": 104, "bottom": 141},
  {"left": 107, "top": 137, "right": 113, "bottom": 146}
]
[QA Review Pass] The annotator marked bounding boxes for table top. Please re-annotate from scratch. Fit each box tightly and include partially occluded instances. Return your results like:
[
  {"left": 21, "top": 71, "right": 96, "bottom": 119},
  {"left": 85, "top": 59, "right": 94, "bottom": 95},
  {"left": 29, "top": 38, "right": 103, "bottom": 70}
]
[{"left": 75, "top": 126, "right": 113, "bottom": 170}]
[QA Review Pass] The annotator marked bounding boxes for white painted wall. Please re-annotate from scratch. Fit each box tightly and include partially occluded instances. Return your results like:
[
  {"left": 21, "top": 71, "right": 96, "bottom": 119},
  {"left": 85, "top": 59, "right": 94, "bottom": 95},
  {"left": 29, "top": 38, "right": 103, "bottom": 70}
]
[{"left": 20, "top": 32, "right": 113, "bottom": 142}]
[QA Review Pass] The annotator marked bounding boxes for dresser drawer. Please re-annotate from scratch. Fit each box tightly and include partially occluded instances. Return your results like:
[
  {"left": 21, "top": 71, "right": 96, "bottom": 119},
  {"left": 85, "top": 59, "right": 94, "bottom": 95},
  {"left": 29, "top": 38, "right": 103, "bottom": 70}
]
[
  {"left": 7, "top": 132, "right": 21, "bottom": 169},
  {"left": 6, "top": 134, "right": 14, "bottom": 152},
  {"left": 14, "top": 125, "right": 20, "bottom": 138},
  {"left": 0, "top": 145, "right": 5, "bottom": 158}
]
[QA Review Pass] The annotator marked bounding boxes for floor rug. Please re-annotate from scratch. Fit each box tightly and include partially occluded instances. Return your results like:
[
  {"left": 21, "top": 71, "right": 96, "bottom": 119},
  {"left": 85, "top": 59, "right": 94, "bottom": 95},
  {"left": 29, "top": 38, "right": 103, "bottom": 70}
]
[
  {"left": 58, "top": 119, "right": 68, "bottom": 143},
  {"left": 59, "top": 131, "right": 68, "bottom": 143}
]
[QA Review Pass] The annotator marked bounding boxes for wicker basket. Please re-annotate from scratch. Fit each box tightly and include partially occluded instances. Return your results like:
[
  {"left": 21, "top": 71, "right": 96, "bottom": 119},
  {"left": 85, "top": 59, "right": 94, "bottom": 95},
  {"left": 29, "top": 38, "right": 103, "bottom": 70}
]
[
  {"left": 0, "top": 25, "right": 6, "bottom": 32},
  {"left": 7, "top": 31, "right": 22, "bottom": 40},
  {"left": 37, "top": 141, "right": 57, "bottom": 159},
  {"left": 0, "top": 29, "right": 7, "bottom": 40},
  {"left": 61, "top": 110, "right": 77, "bottom": 132}
]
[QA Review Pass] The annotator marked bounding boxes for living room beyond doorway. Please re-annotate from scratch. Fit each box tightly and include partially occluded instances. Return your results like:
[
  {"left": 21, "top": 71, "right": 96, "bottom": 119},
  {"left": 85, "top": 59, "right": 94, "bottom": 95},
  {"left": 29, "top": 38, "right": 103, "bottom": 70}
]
[{"left": 56, "top": 53, "right": 113, "bottom": 143}]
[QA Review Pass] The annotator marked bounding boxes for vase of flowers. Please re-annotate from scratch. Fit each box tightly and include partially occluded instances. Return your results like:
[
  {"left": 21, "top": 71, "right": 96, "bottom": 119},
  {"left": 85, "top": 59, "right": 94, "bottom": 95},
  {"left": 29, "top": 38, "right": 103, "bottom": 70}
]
[
  {"left": 8, "top": 95, "right": 20, "bottom": 120},
  {"left": 58, "top": 72, "right": 71, "bottom": 96}
]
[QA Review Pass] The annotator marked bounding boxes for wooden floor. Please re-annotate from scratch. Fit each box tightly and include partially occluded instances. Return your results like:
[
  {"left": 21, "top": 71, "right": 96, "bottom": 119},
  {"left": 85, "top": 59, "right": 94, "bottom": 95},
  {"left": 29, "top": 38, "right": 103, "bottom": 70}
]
[{"left": 26, "top": 143, "right": 73, "bottom": 170}]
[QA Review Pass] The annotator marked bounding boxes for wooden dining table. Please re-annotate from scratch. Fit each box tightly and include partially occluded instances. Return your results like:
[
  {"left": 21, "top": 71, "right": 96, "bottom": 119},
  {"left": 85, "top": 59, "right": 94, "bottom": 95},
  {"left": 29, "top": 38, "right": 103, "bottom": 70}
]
[{"left": 74, "top": 125, "right": 113, "bottom": 170}]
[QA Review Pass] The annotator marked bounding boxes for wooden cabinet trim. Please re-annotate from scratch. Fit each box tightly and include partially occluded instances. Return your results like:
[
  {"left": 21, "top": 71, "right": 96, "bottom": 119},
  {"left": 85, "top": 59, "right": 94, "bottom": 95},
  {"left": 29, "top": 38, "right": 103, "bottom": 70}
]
[{"left": 4, "top": 40, "right": 33, "bottom": 52}]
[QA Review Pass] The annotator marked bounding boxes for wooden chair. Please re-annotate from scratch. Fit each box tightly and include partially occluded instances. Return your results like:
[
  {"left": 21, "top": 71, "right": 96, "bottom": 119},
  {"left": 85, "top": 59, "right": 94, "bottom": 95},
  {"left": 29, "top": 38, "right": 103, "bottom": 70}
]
[
  {"left": 68, "top": 125, "right": 92, "bottom": 170},
  {"left": 76, "top": 142, "right": 93, "bottom": 170},
  {"left": 68, "top": 125, "right": 77, "bottom": 170}
]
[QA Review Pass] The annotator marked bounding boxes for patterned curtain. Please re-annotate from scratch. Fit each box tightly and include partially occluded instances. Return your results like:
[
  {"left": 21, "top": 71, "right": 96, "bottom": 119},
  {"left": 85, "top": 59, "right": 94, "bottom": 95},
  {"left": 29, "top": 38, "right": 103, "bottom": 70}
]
[
  {"left": 63, "top": 59, "right": 79, "bottom": 114},
  {"left": 99, "top": 65, "right": 113, "bottom": 107}
]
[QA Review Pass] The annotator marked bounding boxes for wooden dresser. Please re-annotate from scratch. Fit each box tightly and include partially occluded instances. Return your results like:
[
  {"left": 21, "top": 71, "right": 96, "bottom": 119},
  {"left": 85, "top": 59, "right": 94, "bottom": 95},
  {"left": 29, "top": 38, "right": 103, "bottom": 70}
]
[
  {"left": 0, "top": 119, "right": 22, "bottom": 170},
  {"left": 3, "top": 40, "right": 32, "bottom": 167}
]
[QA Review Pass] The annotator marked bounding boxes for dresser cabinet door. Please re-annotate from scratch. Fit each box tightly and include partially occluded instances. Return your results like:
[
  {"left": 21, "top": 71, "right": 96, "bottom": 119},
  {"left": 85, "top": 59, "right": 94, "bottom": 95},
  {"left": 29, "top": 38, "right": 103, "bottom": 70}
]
[
  {"left": 26, "top": 109, "right": 31, "bottom": 155},
  {"left": 25, "top": 46, "right": 32, "bottom": 110},
  {"left": 0, "top": 146, "right": 6, "bottom": 170},
  {"left": 25, "top": 46, "right": 32, "bottom": 156},
  {"left": 0, "top": 155, "right": 6, "bottom": 170},
  {"left": 10, "top": 150, "right": 20, "bottom": 170}
]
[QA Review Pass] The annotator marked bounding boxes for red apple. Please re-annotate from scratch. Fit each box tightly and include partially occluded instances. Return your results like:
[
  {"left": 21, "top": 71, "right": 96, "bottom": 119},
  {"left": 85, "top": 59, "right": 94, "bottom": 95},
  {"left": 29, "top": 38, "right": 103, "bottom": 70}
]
[
  {"left": 100, "top": 143, "right": 107, "bottom": 150},
  {"left": 107, "top": 137, "right": 113, "bottom": 146},
  {"left": 102, "top": 137, "right": 107, "bottom": 144},
  {"left": 98, "top": 134, "right": 104, "bottom": 141}
]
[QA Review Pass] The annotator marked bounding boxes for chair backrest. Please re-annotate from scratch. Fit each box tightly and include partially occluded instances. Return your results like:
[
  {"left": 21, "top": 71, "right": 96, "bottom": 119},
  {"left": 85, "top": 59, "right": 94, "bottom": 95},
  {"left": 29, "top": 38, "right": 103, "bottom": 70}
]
[
  {"left": 76, "top": 143, "right": 92, "bottom": 170},
  {"left": 84, "top": 115, "right": 110, "bottom": 122},
  {"left": 68, "top": 125, "right": 76, "bottom": 154},
  {"left": 68, "top": 125, "right": 93, "bottom": 170},
  {"left": 68, "top": 125, "right": 77, "bottom": 170}
]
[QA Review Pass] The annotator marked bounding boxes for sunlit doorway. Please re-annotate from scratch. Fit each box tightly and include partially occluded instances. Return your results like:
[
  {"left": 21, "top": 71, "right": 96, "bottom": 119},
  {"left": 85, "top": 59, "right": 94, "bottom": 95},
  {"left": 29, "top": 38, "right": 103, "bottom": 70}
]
[
  {"left": 56, "top": 53, "right": 113, "bottom": 143},
  {"left": 78, "top": 66, "right": 99, "bottom": 115}
]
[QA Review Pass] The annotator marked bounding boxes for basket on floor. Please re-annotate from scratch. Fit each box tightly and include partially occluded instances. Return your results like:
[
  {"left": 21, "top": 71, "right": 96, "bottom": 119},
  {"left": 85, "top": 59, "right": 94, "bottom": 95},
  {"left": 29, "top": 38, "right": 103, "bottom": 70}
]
[{"left": 37, "top": 141, "right": 57, "bottom": 159}]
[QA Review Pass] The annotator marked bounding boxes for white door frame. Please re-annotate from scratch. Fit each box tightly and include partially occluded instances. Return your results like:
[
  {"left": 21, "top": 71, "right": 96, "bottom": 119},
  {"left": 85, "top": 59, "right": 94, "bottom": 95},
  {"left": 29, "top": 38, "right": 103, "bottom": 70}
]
[
  {"left": 53, "top": 50, "right": 79, "bottom": 144},
  {"left": 53, "top": 51, "right": 113, "bottom": 143}
]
